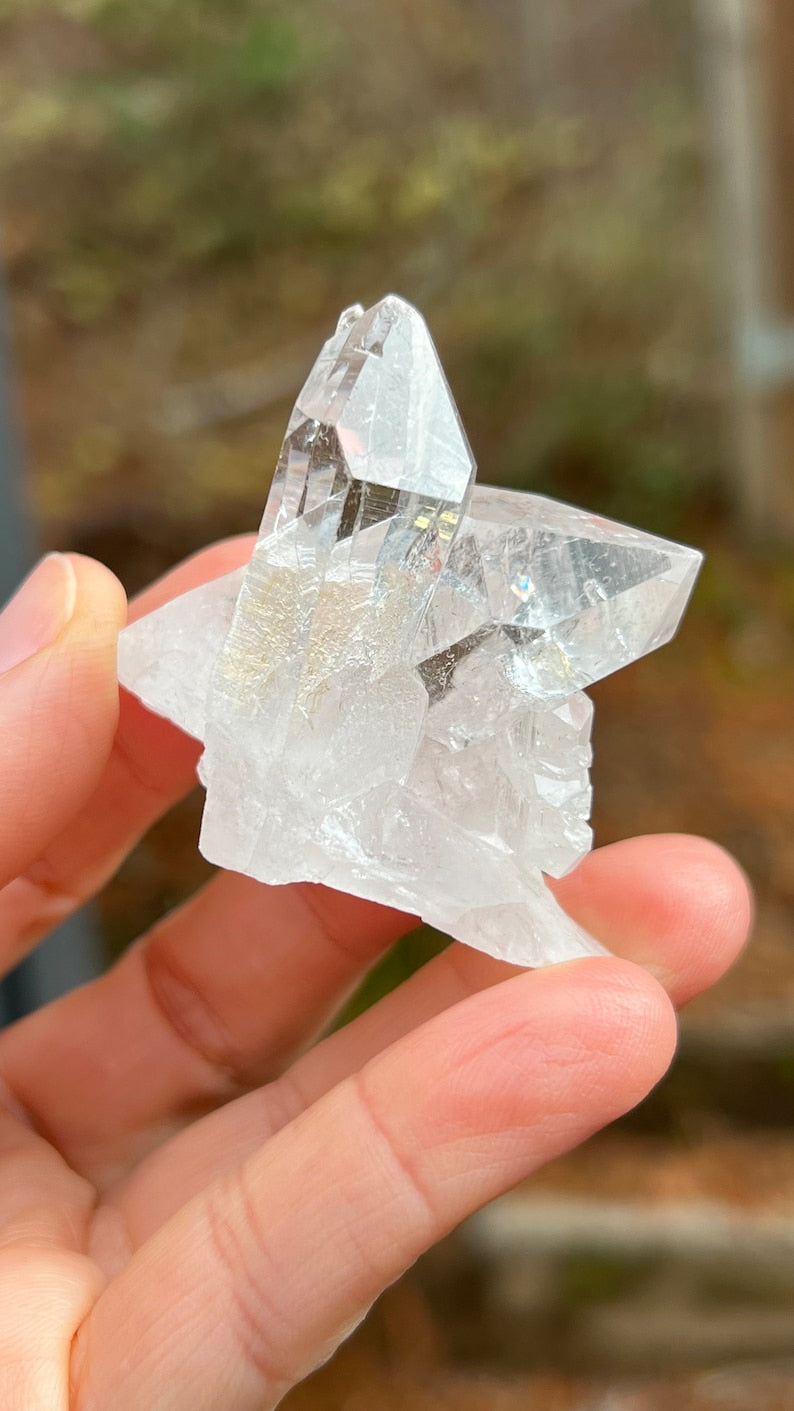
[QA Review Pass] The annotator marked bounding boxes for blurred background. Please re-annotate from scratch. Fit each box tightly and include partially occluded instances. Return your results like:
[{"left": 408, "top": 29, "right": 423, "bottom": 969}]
[{"left": 3, "top": 0, "right": 794, "bottom": 1406}]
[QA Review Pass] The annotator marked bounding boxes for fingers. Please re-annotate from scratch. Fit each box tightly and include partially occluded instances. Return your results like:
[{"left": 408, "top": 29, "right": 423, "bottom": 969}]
[
  {"left": 112, "top": 832, "right": 750, "bottom": 1238},
  {"left": 0, "top": 1096, "right": 101, "bottom": 1411},
  {"left": 0, "top": 536, "right": 255, "bottom": 955},
  {"left": 0, "top": 832, "right": 748, "bottom": 1188},
  {"left": 0, "top": 876, "right": 417, "bottom": 1182},
  {"left": 0, "top": 1098, "right": 94, "bottom": 1253},
  {"left": 0, "top": 554, "right": 125, "bottom": 973},
  {"left": 71, "top": 959, "right": 675, "bottom": 1411},
  {"left": 550, "top": 832, "right": 753, "bottom": 1006},
  {"left": 0, "top": 1247, "right": 102, "bottom": 1411}
]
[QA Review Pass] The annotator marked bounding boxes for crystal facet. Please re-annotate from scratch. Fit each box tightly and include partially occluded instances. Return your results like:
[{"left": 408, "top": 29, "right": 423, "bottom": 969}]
[{"left": 118, "top": 295, "right": 702, "bottom": 967}]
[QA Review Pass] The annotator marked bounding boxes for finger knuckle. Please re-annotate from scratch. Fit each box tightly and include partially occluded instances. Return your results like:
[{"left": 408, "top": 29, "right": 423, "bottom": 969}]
[{"left": 203, "top": 1167, "right": 295, "bottom": 1396}]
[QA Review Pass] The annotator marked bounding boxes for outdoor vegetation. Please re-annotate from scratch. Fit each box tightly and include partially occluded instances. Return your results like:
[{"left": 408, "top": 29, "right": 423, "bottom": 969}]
[
  {"left": 3, "top": 0, "right": 717, "bottom": 540},
  {"left": 3, "top": 1, "right": 794, "bottom": 1407}
]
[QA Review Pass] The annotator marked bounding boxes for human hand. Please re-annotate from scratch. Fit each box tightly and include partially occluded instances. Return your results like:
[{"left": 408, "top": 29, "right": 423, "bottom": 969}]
[{"left": 0, "top": 542, "right": 751, "bottom": 1410}]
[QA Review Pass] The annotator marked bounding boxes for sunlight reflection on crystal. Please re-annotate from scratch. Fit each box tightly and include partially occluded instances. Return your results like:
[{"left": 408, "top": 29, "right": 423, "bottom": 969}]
[{"left": 118, "top": 295, "right": 702, "bottom": 967}]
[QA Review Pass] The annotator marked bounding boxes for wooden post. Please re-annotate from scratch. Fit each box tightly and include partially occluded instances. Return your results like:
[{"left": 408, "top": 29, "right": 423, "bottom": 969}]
[
  {"left": 700, "top": 0, "right": 794, "bottom": 541},
  {"left": 760, "top": 0, "right": 794, "bottom": 539},
  {"left": 0, "top": 267, "right": 102, "bottom": 1022}
]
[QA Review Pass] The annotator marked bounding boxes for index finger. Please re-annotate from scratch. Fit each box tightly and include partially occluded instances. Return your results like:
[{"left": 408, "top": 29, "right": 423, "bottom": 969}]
[
  {"left": 0, "top": 554, "right": 126, "bottom": 975},
  {"left": 0, "top": 537, "right": 255, "bottom": 961}
]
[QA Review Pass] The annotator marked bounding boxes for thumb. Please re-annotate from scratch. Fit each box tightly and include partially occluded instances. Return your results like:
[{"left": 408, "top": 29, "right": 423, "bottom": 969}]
[{"left": 0, "top": 553, "right": 126, "bottom": 896}]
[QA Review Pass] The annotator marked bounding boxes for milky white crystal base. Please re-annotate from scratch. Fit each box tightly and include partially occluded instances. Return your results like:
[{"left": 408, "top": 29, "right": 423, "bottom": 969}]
[{"left": 118, "top": 295, "right": 701, "bottom": 968}]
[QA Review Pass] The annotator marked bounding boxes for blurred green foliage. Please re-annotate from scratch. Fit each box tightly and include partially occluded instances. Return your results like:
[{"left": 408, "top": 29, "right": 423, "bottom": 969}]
[{"left": 1, "top": 0, "right": 720, "bottom": 542}]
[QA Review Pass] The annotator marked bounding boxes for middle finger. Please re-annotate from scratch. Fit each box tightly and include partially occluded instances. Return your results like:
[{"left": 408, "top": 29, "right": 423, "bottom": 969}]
[
  {"left": 0, "top": 833, "right": 749, "bottom": 1186},
  {"left": 0, "top": 873, "right": 415, "bottom": 1182}
]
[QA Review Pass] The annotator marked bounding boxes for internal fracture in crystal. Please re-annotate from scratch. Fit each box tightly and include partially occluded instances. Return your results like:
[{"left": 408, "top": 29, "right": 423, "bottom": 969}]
[{"left": 118, "top": 295, "right": 702, "bottom": 967}]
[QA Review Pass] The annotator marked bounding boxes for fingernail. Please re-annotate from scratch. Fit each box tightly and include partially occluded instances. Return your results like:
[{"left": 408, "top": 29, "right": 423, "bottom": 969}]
[{"left": 0, "top": 554, "right": 77, "bottom": 675}]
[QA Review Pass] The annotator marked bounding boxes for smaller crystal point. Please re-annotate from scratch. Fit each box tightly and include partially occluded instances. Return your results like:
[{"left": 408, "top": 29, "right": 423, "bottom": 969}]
[
  {"left": 336, "top": 303, "right": 365, "bottom": 334},
  {"left": 117, "top": 296, "right": 702, "bottom": 969},
  {"left": 416, "top": 487, "right": 703, "bottom": 720}
]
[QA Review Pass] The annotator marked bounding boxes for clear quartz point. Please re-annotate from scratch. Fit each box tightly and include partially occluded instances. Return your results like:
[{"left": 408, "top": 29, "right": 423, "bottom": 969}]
[{"left": 118, "top": 295, "right": 702, "bottom": 968}]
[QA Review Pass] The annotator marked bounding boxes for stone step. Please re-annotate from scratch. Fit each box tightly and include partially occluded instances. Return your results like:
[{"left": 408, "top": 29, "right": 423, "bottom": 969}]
[{"left": 416, "top": 1134, "right": 794, "bottom": 1376}]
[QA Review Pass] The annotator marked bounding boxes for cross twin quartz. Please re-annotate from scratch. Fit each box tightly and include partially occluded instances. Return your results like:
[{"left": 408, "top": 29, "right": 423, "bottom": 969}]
[{"left": 118, "top": 295, "right": 701, "bottom": 968}]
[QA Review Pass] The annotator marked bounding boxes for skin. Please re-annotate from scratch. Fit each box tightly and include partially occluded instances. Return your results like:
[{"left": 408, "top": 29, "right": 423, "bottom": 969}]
[{"left": 0, "top": 540, "right": 752, "bottom": 1410}]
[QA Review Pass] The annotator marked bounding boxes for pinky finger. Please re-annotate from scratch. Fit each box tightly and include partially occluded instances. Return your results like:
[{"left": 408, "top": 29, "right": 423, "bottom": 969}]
[{"left": 71, "top": 958, "right": 675, "bottom": 1411}]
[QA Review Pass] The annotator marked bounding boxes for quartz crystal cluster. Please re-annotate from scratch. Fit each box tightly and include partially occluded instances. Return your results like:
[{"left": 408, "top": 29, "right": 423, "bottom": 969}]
[{"left": 118, "top": 296, "right": 702, "bottom": 966}]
